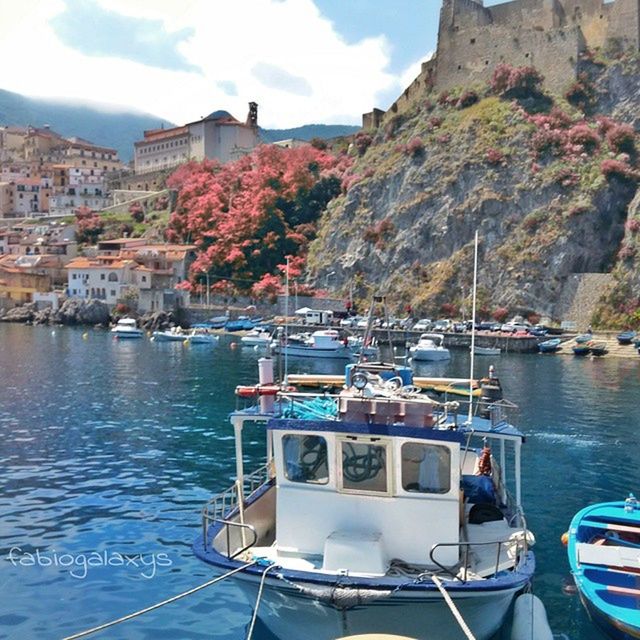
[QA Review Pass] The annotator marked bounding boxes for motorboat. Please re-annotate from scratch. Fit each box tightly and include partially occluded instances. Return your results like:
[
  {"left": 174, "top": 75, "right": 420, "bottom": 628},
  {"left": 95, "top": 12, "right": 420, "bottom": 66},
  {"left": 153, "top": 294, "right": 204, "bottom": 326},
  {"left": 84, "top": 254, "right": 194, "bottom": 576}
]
[
  {"left": 152, "top": 327, "right": 187, "bottom": 342},
  {"left": 194, "top": 359, "right": 535, "bottom": 640},
  {"left": 272, "top": 329, "right": 353, "bottom": 359},
  {"left": 538, "top": 338, "right": 562, "bottom": 353},
  {"left": 186, "top": 329, "right": 219, "bottom": 344},
  {"left": 409, "top": 333, "right": 451, "bottom": 361},
  {"left": 473, "top": 345, "right": 501, "bottom": 356},
  {"left": 241, "top": 327, "right": 273, "bottom": 346},
  {"left": 616, "top": 330, "right": 636, "bottom": 345},
  {"left": 110, "top": 317, "right": 144, "bottom": 339},
  {"left": 566, "top": 496, "right": 640, "bottom": 640}
]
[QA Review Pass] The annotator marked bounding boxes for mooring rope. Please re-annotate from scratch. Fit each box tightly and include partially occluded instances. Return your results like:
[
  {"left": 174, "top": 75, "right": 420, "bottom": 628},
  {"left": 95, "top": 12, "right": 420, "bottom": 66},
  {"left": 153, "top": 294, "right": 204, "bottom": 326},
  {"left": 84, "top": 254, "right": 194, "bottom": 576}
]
[
  {"left": 61, "top": 561, "right": 257, "bottom": 640},
  {"left": 432, "top": 575, "right": 477, "bottom": 640},
  {"left": 245, "top": 562, "right": 278, "bottom": 640}
]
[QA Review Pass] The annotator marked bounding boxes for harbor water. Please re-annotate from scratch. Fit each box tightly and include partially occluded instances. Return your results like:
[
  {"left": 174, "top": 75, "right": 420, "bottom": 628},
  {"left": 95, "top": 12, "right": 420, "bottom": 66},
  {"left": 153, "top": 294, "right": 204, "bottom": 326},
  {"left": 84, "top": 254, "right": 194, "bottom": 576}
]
[{"left": 1, "top": 323, "right": 639, "bottom": 639}]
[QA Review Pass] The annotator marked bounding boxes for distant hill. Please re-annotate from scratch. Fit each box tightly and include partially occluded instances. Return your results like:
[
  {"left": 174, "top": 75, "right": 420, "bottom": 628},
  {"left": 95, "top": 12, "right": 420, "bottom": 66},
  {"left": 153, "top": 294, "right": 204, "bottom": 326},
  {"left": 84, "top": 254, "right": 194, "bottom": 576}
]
[
  {"left": 0, "top": 88, "right": 360, "bottom": 162},
  {"left": 0, "top": 88, "right": 174, "bottom": 162},
  {"left": 260, "top": 124, "right": 359, "bottom": 143}
]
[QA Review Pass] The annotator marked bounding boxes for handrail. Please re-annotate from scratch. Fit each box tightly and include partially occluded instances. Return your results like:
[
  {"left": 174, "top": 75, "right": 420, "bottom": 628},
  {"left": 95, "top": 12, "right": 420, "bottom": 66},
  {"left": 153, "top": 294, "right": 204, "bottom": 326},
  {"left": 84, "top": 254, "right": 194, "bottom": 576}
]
[
  {"left": 429, "top": 535, "right": 529, "bottom": 582},
  {"left": 201, "top": 462, "right": 271, "bottom": 552}
]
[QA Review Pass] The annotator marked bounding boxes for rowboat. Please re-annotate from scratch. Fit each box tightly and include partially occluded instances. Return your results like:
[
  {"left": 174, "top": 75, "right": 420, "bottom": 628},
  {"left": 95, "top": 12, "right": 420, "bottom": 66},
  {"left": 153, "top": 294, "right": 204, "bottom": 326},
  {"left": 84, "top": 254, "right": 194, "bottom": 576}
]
[
  {"left": 473, "top": 345, "right": 501, "bottom": 356},
  {"left": 538, "top": 338, "right": 561, "bottom": 353},
  {"left": 617, "top": 331, "right": 636, "bottom": 345},
  {"left": 566, "top": 496, "right": 640, "bottom": 639}
]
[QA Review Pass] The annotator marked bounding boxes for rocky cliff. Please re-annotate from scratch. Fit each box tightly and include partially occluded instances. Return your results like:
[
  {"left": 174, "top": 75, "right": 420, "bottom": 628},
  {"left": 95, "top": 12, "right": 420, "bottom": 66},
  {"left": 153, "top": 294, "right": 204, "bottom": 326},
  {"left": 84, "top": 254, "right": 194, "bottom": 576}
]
[{"left": 308, "top": 55, "right": 640, "bottom": 326}]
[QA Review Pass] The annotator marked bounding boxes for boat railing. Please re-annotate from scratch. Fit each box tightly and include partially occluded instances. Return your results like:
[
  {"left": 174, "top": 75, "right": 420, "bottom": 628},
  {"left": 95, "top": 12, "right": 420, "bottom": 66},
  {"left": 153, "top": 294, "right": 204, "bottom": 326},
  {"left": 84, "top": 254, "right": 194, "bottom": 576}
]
[
  {"left": 429, "top": 535, "right": 529, "bottom": 582},
  {"left": 488, "top": 399, "right": 519, "bottom": 427},
  {"left": 201, "top": 462, "right": 271, "bottom": 553}
]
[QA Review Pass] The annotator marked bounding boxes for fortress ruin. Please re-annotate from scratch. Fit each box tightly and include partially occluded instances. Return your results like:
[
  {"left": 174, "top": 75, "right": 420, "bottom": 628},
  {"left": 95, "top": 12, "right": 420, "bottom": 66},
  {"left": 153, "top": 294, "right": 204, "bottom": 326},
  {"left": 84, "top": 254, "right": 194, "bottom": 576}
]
[{"left": 363, "top": 0, "right": 640, "bottom": 129}]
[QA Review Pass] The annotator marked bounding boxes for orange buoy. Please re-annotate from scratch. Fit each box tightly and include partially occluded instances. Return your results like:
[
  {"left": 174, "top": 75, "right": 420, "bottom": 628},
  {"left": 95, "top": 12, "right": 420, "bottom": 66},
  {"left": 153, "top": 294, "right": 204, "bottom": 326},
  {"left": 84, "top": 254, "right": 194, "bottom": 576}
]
[
  {"left": 560, "top": 531, "right": 569, "bottom": 546},
  {"left": 230, "top": 342, "right": 238, "bottom": 350}
]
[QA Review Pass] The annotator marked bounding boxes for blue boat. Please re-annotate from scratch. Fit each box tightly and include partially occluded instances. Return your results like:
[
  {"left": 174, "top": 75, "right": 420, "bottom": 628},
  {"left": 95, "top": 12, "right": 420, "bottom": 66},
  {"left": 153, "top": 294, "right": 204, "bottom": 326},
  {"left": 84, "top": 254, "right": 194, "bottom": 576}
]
[
  {"left": 193, "top": 360, "right": 536, "bottom": 640},
  {"left": 225, "top": 316, "right": 256, "bottom": 332},
  {"left": 538, "top": 338, "right": 561, "bottom": 353},
  {"left": 575, "top": 333, "right": 593, "bottom": 344},
  {"left": 617, "top": 331, "right": 637, "bottom": 346},
  {"left": 573, "top": 342, "right": 592, "bottom": 356},
  {"left": 567, "top": 497, "right": 640, "bottom": 640}
]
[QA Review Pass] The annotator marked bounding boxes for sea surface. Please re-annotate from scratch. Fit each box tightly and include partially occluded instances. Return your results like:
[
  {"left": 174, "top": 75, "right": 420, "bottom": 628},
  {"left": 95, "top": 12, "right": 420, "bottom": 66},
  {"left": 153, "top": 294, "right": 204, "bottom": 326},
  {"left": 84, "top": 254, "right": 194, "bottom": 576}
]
[{"left": 1, "top": 323, "right": 639, "bottom": 640}]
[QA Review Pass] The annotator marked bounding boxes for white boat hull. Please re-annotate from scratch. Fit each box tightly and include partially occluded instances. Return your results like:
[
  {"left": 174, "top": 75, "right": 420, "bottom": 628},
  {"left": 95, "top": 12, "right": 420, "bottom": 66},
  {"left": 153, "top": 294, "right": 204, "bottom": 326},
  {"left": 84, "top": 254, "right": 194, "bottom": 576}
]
[
  {"left": 235, "top": 573, "right": 519, "bottom": 640},
  {"left": 241, "top": 337, "right": 271, "bottom": 346},
  {"left": 111, "top": 330, "right": 144, "bottom": 339},
  {"left": 411, "top": 348, "right": 451, "bottom": 361}
]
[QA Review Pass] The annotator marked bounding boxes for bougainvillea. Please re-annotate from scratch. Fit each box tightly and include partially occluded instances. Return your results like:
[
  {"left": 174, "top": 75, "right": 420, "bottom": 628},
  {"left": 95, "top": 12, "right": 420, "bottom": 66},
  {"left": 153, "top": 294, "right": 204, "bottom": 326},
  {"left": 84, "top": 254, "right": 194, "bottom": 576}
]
[
  {"left": 489, "top": 64, "right": 543, "bottom": 99},
  {"left": 74, "top": 206, "right": 104, "bottom": 244},
  {"left": 165, "top": 145, "right": 351, "bottom": 298},
  {"left": 606, "top": 124, "right": 636, "bottom": 154}
]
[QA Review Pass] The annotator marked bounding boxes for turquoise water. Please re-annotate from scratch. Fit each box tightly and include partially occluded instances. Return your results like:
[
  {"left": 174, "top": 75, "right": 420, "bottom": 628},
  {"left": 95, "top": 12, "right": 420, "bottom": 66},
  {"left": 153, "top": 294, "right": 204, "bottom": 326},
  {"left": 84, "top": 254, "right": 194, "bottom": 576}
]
[{"left": 1, "top": 323, "right": 639, "bottom": 639}]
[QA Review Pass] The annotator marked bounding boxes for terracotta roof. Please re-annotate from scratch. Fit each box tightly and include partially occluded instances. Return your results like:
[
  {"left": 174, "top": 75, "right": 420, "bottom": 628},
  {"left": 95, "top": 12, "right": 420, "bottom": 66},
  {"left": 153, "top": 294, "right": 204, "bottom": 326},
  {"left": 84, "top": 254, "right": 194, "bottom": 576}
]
[{"left": 138, "top": 126, "right": 189, "bottom": 143}]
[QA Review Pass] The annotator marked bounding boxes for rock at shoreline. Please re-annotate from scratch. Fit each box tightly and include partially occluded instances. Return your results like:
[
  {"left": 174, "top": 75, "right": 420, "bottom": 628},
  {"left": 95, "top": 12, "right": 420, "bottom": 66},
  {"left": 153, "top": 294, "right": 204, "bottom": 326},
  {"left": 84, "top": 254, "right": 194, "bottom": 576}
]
[
  {"left": 139, "top": 310, "right": 176, "bottom": 332},
  {"left": 55, "top": 298, "right": 110, "bottom": 326},
  {"left": 0, "top": 303, "right": 37, "bottom": 323}
]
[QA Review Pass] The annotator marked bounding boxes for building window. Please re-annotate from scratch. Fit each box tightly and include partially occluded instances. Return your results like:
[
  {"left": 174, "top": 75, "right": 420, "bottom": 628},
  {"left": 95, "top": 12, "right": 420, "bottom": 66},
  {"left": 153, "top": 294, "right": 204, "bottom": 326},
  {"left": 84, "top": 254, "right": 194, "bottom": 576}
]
[
  {"left": 72, "top": 273, "right": 77, "bottom": 279},
  {"left": 108, "top": 273, "right": 118, "bottom": 282},
  {"left": 282, "top": 434, "right": 329, "bottom": 484},
  {"left": 110, "top": 289, "right": 116, "bottom": 296},
  {"left": 141, "top": 275, "right": 147, "bottom": 282},
  {"left": 100, "top": 273, "right": 105, "bottom": 280},
  {"left": 470, "top": 38, "right": 476, "bottom": 44}
]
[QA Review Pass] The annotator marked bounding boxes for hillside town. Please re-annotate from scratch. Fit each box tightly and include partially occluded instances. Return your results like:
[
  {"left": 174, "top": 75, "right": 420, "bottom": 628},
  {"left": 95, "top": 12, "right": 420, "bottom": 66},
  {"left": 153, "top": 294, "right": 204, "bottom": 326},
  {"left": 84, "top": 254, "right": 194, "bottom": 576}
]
[{"left": 0, "top": 103, "right": 270, "bottom": 315}]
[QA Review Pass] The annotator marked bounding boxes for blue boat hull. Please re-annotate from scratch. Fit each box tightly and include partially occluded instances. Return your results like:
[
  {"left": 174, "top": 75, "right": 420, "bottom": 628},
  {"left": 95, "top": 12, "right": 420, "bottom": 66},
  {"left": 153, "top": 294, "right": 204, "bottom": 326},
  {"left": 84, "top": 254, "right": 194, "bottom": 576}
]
[{"left": 567, "top": 501, "right": 640, "bottom": 640}]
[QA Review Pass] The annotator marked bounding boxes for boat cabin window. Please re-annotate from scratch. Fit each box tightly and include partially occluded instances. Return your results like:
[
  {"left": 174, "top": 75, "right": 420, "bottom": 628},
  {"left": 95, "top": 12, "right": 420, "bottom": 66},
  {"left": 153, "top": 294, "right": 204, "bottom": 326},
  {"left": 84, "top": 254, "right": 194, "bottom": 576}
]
[
  {"left": 282, "top": 434, "right": 329, "bottom": 484},
  {"left": 401, "top": 443, "right": 451, "bottom": 494},
  {"left": 339, "top": 437, "right": 390, "bottom": 495}
]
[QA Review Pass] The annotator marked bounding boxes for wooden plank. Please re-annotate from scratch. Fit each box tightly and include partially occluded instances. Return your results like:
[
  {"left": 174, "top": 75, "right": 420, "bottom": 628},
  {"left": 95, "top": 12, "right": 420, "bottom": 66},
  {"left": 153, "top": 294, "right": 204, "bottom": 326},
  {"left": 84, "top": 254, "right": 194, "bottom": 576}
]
[{"left": 583, "top": 519, "right": 640, "bottom": 535}]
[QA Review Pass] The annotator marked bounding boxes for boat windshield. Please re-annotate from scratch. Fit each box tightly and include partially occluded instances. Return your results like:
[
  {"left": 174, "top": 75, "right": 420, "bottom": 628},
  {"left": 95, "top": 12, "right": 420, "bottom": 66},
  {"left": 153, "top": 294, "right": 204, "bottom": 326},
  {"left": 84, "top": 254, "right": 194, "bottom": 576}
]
[
  {"left": 401, "top": 442, "right": 451, "bottom": 494},
  {"left": 282, "top": 434, "right": 329, "bottom": 484}
]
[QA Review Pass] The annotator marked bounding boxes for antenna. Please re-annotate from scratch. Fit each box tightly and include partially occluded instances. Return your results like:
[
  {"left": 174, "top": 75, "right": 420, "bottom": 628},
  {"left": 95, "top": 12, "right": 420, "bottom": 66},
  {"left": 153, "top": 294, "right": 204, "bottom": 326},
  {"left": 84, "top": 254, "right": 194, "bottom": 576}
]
[
  {"left": 467, "top": 230, "right": 479, "bottom": 424},
  {"left": 284, "top": 256, "right": 290, "bottom": 381}
]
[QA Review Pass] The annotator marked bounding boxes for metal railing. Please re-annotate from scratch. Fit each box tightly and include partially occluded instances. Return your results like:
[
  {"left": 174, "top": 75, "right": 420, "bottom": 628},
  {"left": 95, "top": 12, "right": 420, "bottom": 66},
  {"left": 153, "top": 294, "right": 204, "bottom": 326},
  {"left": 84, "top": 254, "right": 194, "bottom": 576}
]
[
  {"left": 201, "top": 462, "right": 272, "bottom": 554},
  {"left": 429, "top": 535, "right": 530, "bottom": 582}
]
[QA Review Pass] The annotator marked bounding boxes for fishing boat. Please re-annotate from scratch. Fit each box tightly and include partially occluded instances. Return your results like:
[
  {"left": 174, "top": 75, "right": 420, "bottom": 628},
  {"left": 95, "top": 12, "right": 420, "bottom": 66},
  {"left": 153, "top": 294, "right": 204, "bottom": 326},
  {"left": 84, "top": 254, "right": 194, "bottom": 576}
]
[
  {"left": 589, "top": 342, "right": 608, "bottom": 357},
  {"left": 347, "top": 335, "right": 379, "bottom": 358},
  {"left": 273, "top": 329, "right": 353, "bottom": 360},
  {"left": 617, "top": 331, "right": 636, "bottom": 346},
  {"left": 473, "top": 345, "right": 501, "bottom": 356},
  {"left": 193, "top": 358, "right": 535, "bottom": 640},
  {"left": 573, "top": 342, "right": 592, "bottom": 356},
  {"left": 409, "top": 333, "right": 451, "bottom": 362},
  {"left": 110, "top": 317, "right": 144, "bottom": 339},
  {"left": 538, "top": 338, "right": 562, "bottom": 353},
  {"left": 575, "top": 333, "right": 593, "bottom": 344},
  {"left": 566, "top": 496, "right": 640, "bottom": 640},
  {"left": 152, "top": 327, "right": 187, "bottom": 342},
  {"left": 186, "top": 329, "right": 219, "bottom": 344},
  {"left": 192, "top": 315, "right": 229, "bottom": 330},
  {"left": 241, "top": 327, "right": 273, "bottom": 346}
]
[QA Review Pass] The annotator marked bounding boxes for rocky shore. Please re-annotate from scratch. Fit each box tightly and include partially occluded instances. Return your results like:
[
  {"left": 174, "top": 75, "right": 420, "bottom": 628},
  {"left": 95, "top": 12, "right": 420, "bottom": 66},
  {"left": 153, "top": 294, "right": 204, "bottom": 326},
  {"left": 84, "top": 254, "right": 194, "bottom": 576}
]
[{"left": 0, "top": 299, "right": 180, "bottom": 331}]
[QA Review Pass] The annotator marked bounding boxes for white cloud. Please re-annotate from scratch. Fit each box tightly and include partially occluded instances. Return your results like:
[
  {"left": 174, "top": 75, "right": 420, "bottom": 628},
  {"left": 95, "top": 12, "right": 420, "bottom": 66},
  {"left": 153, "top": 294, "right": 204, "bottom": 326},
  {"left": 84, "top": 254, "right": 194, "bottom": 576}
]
[{"left": 0, "top": 0, "right": 406, "bottom": 129}]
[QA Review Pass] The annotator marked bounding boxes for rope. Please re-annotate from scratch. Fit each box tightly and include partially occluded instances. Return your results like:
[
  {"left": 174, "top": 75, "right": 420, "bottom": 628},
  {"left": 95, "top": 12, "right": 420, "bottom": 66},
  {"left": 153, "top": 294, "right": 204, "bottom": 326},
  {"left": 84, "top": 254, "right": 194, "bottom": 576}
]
[
  {"left": 61, "top": 561, "right": 257, "bottom": 640},
  {"left": 245, "top": 563, "right": 277, "bottom": 640},
  {"left": 432, "top": 575, "right": 476, "bottom": 640}
]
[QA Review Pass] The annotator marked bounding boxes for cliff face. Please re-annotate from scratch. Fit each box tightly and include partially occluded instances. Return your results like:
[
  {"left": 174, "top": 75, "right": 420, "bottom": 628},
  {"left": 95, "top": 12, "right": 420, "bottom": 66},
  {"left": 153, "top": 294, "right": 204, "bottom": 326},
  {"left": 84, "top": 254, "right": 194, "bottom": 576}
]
[{"left": 308, "top": 58, "right": 640, "bottom": 324}]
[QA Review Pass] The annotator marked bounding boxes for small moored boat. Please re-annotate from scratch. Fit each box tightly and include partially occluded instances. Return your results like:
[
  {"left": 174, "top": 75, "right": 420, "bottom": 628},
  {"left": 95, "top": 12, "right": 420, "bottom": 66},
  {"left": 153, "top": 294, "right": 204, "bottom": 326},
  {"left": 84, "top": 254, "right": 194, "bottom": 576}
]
[
  {"left": 409, "top": 333, "right": 451, "bottom": 361},
  {"left": 111, "top": 317, "right": 144, "bottom": 339},
  {"left": 473, "top": 345, "right": 501, "bottom": 356},
  {"left": 186, "top": 329, "right": 219, "bottom": 344},
  {"left": 567, "top": 495, "right": 640, "bottom": 640},
  {"left": 152, "top": 327, "right": 187, "bottom": 342},
  {"left": 241, "top": 327, "right": 273, "bottom": 346},
  {"left": 538, "top": 338, "right": 562, "bottom": 353},
  {"left": 589, "top": 342, "right": 608, "bottom": 357},
  {"left": 575, "top": 333, "right": 593, "bottom": 344},
  {"left": 617, "top": 330, "right": 636, "bottom": 345},
  {"left": 273, "top": 329, "right": 353, "bottom": 359},
  {"left": 573, "top": 343, "right": 592, "bottom": 356}
]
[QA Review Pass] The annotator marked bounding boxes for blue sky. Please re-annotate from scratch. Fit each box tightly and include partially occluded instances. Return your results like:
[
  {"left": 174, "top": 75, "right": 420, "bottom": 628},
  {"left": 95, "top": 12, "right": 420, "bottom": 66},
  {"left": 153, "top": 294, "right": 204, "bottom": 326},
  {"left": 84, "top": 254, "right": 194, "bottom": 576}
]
[{"left": 0, "top": 0, "right": 510, "bottom": 128}]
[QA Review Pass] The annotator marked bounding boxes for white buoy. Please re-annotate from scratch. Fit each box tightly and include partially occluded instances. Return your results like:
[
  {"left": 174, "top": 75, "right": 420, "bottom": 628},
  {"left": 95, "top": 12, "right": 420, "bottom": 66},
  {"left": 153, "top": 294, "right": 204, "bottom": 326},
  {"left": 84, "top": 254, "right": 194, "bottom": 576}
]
[{"left": 510, "top": 593, "right": 553, "bottom": 640}]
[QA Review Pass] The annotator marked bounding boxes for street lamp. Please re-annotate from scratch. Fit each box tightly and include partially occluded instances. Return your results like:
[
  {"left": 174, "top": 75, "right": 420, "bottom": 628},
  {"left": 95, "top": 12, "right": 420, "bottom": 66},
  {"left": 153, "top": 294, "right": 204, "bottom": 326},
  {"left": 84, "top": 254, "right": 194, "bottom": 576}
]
[{"left": 325, "top": 270, "right": 336, "bottom": 290}]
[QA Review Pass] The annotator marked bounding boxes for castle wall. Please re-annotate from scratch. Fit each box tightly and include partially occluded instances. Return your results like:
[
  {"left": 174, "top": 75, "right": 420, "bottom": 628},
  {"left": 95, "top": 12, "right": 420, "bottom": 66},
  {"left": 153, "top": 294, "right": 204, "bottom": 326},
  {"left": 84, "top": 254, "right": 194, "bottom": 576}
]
[
  {"left": 436, "top": 21, "right": 583, "bottom": 93},
  {"left": 606, "top": 0, "right": 640, "bottom": 50}
]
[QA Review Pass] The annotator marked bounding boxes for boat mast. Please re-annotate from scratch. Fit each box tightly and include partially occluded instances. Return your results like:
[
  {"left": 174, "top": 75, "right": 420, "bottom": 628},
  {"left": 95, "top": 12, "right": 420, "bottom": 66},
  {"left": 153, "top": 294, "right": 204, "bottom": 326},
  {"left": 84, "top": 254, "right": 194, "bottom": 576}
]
[
  {"left": 468, "top": 230, "right": 479, "bottom": 424},
  {"left": 285, "top": 257, "right": 290, "bottom": 380}
]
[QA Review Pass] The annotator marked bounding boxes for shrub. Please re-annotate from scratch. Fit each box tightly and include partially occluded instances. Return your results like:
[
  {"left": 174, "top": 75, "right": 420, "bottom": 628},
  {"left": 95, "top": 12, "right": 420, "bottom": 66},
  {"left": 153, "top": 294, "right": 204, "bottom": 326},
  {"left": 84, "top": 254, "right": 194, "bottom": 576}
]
[
  {"left": 428, "top": 116, "right": 443, "bottom": 130},
  {"left": 457, "top": 90, "right": 479, "bottom": 109},
  {"left": 532, "top": 128, "right": 567, "bottom": 155},
  {"left": 406, "top": 137, "right": 425, "bottom": 157},
  {"left": 601, "top": 159, "right": 639, "bottom": 182},
  {"left": 441, "top": 302, "right": 458, "bottom": 317},
  {"left": 618, "top": 244, "right": 637, "bottom": 261},
  {"left": 606, "top": 124, "right": 636, "bottom": 154},
  {"left": 437, "top": 90, "right": 450, "bottom": 106},
  {"left": 527, "top": 312, "right": 541, "bottom": 325},
  {"left": 354, "top": 132, "right": 373, "bottom": 156},
  {"left": 626, "top": 218, "right": 640, "bottom": 234},
  {"left": 436, "top": 134, "right": 451, "bottom": 145},
  {"left": 310, "top": 137, "right": 328, "bottom": 151},
  {"left": 485, "top": 148, "right": 505, "bottom": 165},
  {"left": 567, "top": 124, "right": 600, "bottom": 152},
  {"left": 490, "top": 63, "right": 543, "bottom": 99},
  {"left": 564, "top": 76, "right": 595, "bottom": 110},
  {"left": 553, "top": 167, "right": 579, "bottom": 187},
  {"left": 492, "top": 307, "right": 509, "bottom": 322}
]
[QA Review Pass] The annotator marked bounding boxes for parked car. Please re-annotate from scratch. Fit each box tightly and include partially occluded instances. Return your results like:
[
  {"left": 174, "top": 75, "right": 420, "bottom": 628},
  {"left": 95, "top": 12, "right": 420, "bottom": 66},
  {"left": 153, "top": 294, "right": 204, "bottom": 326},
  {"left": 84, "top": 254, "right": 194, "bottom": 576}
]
[
  {"left": 412, "top": 318, "right": 433, "bottom": 332},
  {"left": 453, "top": 321, "right": 467, "bottom": 333},
  {"left": 433, "top": 319, "right": 452, "bottom": 332},
  {"left": 356, "top": 317, "right": 369, "bottom": 329},
  {"left": 339, "top": 316, "right": 358, "bottom": 328},
  {"left": 502, "top": 322, "right": 530, "bottom": 333}
]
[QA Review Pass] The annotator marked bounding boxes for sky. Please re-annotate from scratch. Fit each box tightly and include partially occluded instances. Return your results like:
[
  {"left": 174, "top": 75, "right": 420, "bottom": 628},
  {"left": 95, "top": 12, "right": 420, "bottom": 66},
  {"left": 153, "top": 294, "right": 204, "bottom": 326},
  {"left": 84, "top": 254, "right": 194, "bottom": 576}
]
[{"left": 0, "top": 0, "right": 508, "bottom": 129}]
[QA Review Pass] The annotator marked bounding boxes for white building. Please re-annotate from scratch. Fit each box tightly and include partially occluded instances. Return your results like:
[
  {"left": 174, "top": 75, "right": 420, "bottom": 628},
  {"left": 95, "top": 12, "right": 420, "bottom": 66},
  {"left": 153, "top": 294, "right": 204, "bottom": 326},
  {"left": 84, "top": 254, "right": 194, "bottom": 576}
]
[{"left": 133, "top": 103, "right": 260, "bottom": 174}]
